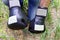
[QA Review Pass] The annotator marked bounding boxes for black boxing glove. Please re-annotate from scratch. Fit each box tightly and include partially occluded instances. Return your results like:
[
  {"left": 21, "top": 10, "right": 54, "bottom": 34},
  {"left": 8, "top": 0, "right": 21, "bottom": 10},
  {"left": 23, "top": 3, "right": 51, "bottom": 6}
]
[
  {"left": 29, "top": 7, "right": 48, "bottom": 33},
  {"left": 3, "top": 0, "right": 28, "bottom": 30}
]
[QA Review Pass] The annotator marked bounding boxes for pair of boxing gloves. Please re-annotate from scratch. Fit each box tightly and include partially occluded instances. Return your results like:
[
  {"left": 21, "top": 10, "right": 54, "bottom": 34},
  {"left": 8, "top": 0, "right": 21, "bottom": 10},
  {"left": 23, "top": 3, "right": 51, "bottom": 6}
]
[{"left": 2, "top": 0, "right": 48, "bottom": 33}]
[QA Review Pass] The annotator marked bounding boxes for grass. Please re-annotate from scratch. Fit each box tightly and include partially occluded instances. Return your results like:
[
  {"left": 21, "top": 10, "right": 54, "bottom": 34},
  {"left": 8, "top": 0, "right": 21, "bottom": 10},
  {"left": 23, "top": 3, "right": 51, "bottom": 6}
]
[{"left": 0, "top": 0, "right": 60, "bottom": 40}]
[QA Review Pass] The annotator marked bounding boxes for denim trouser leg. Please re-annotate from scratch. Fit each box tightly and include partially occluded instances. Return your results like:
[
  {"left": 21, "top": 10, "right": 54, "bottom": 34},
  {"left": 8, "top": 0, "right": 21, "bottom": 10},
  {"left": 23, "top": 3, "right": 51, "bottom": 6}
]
[
  {"left": 28, "top": 0, "right": 40, "bottom": 21},
  {"left": 2, "top": 0, "right": 23, "bottom": 6}
]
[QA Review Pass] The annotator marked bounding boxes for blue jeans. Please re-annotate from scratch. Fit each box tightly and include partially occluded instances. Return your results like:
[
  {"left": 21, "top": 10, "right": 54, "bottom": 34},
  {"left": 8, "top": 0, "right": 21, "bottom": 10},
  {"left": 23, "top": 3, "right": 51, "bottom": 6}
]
[{"left": 28, "top": 0, "right": 40, "bottom": 21}]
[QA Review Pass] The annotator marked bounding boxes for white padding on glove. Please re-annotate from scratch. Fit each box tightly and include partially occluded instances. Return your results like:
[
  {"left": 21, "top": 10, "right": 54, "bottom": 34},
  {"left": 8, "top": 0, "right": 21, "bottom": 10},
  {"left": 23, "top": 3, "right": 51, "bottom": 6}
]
[
  {"left": 8, "top": 15, "right": 17, "bottom": 24},
  {"left": 9, "top": 0, "right": 20, "bottom": 8},
  {"left": 37, "top": 8, "right": 47, "bottom": 16},
  {"left": 34, "top": 24, "right": 44, "bottom": 31}
]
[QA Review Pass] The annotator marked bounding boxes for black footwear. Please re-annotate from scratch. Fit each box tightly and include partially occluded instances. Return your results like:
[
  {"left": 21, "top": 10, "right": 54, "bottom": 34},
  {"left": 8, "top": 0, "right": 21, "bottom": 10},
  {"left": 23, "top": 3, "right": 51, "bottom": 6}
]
[{"left": 29, "top": 8, "right": 48, "bottom": 33}]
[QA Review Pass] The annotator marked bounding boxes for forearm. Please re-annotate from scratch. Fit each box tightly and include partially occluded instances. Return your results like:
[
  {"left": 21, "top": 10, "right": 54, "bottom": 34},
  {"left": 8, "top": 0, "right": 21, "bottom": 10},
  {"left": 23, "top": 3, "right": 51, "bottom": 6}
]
[{"left": 40, "top": 0, "right": 51, "bottom": 8}]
